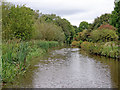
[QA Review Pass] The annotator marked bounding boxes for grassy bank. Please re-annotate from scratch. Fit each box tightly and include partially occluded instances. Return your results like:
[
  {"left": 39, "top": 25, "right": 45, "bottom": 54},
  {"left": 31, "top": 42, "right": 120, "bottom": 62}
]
[
  {"left": 80, "top": 41, "right": 119, "bottom": 59},
  {"left": 1, "top": 40, "right": 60, "bottom": 83}
]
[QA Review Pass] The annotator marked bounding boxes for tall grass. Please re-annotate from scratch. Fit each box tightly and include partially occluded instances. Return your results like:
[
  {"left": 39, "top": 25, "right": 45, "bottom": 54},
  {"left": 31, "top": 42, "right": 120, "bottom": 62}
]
[
  {"left": 1, "top": 40, "right": 59, "bottom": 83},
  {"left": 81, "top": 41, "right": 119, "bottom": 59},
  {"left": 2, "top": 42, "right": 29, "bottom": 82}
]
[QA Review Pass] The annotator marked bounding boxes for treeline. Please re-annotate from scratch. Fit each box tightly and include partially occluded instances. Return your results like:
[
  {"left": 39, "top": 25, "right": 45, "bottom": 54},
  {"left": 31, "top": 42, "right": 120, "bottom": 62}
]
[
  {"left": 2, "top": 2, "right": 75, "bottom": 44},
  {"left": 72, "top": 1, "right": 120, "bottom": 59},
  {"left": 73, "top": 1, "right": 120, "bottom": 40},
  {"left": 1, "top": 0, "right": 120, "bottom": 84},
  {"left": 1, "top": 2, "right": 76, "bottom": 83}
]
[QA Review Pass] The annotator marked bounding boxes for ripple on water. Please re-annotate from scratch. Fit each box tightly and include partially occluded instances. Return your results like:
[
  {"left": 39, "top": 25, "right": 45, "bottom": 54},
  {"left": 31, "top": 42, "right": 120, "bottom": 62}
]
[{"left": 3, "top": 48, "right": 119, "bottom": 88}]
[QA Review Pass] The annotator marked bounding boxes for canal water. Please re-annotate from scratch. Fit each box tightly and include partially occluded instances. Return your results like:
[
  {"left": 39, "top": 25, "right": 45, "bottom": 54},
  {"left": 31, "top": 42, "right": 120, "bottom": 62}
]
[{"left": 3, "top": 48, "right": 120, "bottom": 88}]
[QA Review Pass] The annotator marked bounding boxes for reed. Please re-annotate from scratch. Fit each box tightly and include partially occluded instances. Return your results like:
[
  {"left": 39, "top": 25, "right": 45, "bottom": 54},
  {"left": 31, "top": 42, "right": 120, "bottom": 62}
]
[
  {"left": 1, "top": 40, "right": 59, "bottom": 83},
  {"left": 81, "top": 41, "right": 119, "bottom": 59}
]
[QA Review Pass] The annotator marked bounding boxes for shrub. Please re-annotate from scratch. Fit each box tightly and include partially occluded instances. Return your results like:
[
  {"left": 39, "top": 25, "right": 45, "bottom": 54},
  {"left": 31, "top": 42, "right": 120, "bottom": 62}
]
[
  {"left": 74, "top": 30, "right": 90, "bottom": 41},
  {"left": 81, "top": 41, "right": 92, "bottom": 51},
  {"left": 98, "top": 24, "right": 117, "bottom": 31},
  {"left": 90, "top": 29, "right": 118, "bottom": 42},
  {"left": 81, "top": 41, "right": 119, "bottom": 59},
  {"left": 71, "top": 41, "right": 83, "bottom": 47},
  {"left": 32, "top": 22, "right": 65, "bottom": 42},
  {"left": 2, "top": 40, "right": 59, "bottom": 83},
  {"left": 2, "top": 42, "right": 29, "bottom": 82}
]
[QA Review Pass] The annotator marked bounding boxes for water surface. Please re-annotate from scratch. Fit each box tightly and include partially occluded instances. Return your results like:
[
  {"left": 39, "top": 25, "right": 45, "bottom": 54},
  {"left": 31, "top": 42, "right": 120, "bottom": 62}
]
[{"left": 3, "top": 48, "right": 119, "bottom": 88}]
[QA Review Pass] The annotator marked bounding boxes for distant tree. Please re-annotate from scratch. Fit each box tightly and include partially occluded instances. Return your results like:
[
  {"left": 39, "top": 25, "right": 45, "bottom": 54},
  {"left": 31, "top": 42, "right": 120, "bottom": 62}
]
[
  {"left": 98, "top": 24, "right": 117, "bottom": 31},
  {"left": 33, "top": 10, "right": 40, "bottom": 20},
  {"left": 91, "top": 13, "right": 111, "bottom": 30},
  {"left": 73, "top": 25, "right": 78, "bottom": 34},
  {"left": 39, "top": 14, "right": 75, "bottom": 44},
  {"left": 74, "top": 30, "right": 90, "bottom": 41},
  {"left": 78, "top": 21, "right": 89, "bottom": 32},
  {"left": 55, "top": 18, "right": 75, "bottom": 44},
  {"left": 39, "top": 14, "right": 60, "bottom": 23},
  {"left": 33, "top": 20, "right": 65, "bottom": 42},
  {"left": 110, "top": 0, "right": 120, "bottom": 40}
]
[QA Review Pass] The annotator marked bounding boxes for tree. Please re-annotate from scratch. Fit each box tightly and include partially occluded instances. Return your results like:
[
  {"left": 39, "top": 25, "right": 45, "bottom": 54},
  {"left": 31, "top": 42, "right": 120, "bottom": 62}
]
[
  {"left": 91, "top": 13, "right": 111, "bottom": 30},
  {"left": 90, "top": 29, "right": 118, "bottom": 42},
  {"left": 75, "top": 30, "right": 90, "bottom": 41},
  {"left": 2, "top": 2, "right": 14, "bottom": 40},
  {"left": 73, "top": 25, "right": 78, "bottom": 34},
  {"left": 110, "top": 0, "right": 120, "bottom": 40},
  {"left": 78, "top": 21, "right": 89, "bottom": 32},
  {"left": 2, "top": 4, "right": 35, "bottom": 40},
  {"left": 98, "top": 24, "right": 117, "bottom": 31},
  {"left": 39, "top": 14, "right": 75, "bottom": 44},
  {"left": 33, "top": 20, "right": 65, "bottom": 42},
  {"left": 55, "top": 18, "right": 75, "bottom": 44}
]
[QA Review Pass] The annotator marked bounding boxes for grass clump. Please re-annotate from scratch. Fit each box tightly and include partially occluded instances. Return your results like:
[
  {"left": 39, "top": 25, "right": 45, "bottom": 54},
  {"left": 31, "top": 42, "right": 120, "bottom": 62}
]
[
  {"left": 1, "top": 40, "right": 59, "bottom": 83},
  {"left": 81, "top": 41, "right": 119, "bottom": 59}
]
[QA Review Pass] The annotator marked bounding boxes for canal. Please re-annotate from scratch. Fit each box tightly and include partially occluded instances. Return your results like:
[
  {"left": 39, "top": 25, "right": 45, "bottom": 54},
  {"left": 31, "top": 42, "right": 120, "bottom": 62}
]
[{"left": 3, "top": 48, "right": 120, "bottom": 88}]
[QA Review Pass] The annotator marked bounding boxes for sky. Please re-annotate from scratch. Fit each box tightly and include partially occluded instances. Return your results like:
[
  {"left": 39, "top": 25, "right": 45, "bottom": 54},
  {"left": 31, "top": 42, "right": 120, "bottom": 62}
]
[{"left": 6, "top": 0, "right": 115, "bottom": 27}]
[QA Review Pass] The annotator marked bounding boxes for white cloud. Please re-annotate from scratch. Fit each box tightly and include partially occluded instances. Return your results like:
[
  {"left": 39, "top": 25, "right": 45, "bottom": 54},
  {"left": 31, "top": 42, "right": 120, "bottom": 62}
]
[{"left": 6, "top": 0, "right": 115, "bottom": 26}]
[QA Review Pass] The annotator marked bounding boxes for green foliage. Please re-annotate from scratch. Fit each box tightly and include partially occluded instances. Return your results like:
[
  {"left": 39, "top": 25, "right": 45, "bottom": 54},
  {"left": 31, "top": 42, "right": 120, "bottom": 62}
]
[
  {"left": 78, "top": 21, "right": 89, "bottom": 32},
  {"left": 2, "top": 3, "right": 34, "bottom": 40},
  {"left": 35, "top": 40, "right": 59, "bottom": 51},
  {"left": 74, "top": 30, "right": 90, "bottom": 41},
  {"left": 2, "top": 40, "right": 59, "bottom": 82},
  {"left": 90, "top": 13, "right": 111, "bottom": 30},
  {"left": 73, "top": 25, "right": 78, "bottom": 34},
  {"left": 2, "top": 41, "right": 29, "bottom": 82},
  {"left": 56, "top": 18, "right": 75, "bottom": 44},
  {"left": 2, "top": 2, "right": 13, "bottom": 40},
  {"left": 2, "top": 2, "right": 75, "bottom": 44},
  {"left": 33, "top": 20, "right": 65, "bottom": 42},
  {"left": 90, "top": 29, "right": 118, "bottom": 42},
  {"left": 71, "top": 40, "right": 83, "bottom": 47},
  {"left": 110, "top": 1, "right": 120, "bottom": 40},
  {"left": 39, "top": 14, "right": 75, "bottom": 44},
  {"left": 71, "top": 41, "right": 80, "bottom": 47},
  {"left": 81, "top": 41, "right": 119, "bottom": 59}
]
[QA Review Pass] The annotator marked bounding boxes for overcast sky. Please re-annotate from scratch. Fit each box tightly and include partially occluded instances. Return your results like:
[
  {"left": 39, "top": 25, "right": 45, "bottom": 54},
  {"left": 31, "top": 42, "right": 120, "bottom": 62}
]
[{"left": 6, "top": 0, "right": 115, "bottom": 26}]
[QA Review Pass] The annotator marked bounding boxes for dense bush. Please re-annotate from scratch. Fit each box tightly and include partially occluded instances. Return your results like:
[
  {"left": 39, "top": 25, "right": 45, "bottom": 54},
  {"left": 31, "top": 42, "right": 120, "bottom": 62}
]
[
  {"left": 2, "top": 3, "right": 34, "bottom": 40},
  {"left": 110, "top": 1, "right": 120, "bottom": 40},
  {"left": 90, "top": 29, "right": 118, "bottom": 42},
  {"left": 98, "top": 24, "right": 117, "bottom": 31},
  {"left": 71, "top": 40, "right": 83, "bottom": 47},
  {"left": 2, "top": 41, "right": 29, "bottom": 82},
  {"left": 74, "top": 30, "right": 90, "bottom": 41},
  {"left": 2, "top": 40, "right": 59, "bottom": 82},
  {"left": 81, "top": 41, "right": 119, "bottom": 59},
  {"left": 39, "top": 14, "right": 75, "bottom": 44},
  {"left": 32, "top": 21, "right": 65, "bottom": 42}
]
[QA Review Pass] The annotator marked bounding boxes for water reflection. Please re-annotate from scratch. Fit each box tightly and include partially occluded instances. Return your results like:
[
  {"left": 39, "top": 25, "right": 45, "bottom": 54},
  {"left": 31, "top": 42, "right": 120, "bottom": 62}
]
[
  {"left": 3, "top": 48, "right": 119, "bottom": 88},
  {"left": 79, "top": 50, "right": 119, "bottom": 88}
]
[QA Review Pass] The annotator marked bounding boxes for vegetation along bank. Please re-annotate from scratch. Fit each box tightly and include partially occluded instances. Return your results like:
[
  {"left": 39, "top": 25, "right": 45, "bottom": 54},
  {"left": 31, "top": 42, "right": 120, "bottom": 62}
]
[
  {"left": 1, "top": 0, "right": 120, "bottom": 84},
  {"left": 72, "top": 1, "right": 120, "bottom": 59},
  {"left": 1, "top": 1, "right": 74, "bottom": 83}
]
